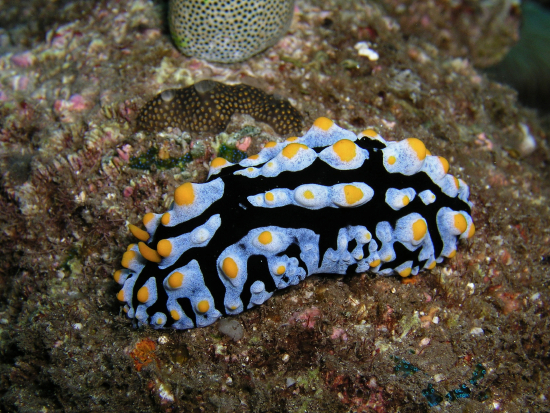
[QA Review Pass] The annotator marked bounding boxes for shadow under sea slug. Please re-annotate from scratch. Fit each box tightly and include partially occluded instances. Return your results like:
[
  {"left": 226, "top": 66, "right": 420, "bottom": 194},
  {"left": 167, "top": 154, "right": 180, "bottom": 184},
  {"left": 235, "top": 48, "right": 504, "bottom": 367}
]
[{"left": 116, "top": 117, "right": 474, "bottom": 330}]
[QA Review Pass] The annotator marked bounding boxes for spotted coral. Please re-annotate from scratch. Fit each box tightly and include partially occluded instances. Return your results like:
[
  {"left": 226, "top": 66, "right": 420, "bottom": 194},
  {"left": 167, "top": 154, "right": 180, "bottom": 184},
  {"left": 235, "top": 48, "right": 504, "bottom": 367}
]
[{"left": 168, "top": 0, "right": 295, "bottom": 63}]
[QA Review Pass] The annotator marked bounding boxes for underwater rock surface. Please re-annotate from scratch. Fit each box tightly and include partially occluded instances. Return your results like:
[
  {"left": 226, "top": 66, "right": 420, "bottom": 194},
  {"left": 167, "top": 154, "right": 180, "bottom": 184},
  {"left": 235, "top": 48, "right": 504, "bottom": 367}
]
[{"left": 0, "top": 0, "right": 549, "bottom": 412}]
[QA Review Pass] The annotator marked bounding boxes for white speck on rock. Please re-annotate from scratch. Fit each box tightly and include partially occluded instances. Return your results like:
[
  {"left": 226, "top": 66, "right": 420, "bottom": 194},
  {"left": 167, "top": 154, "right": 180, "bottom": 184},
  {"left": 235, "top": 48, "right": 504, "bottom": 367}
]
[
  {"left": 419, "top": 337, "right": 431, "bottom": 347},
  {"left": 218, "top": 318, "right": 244, "bottom": 341},
  {"left": 158, "top": 383, "right": 174, "bottom": 402},
  {"left": 354, "top": 42, "right": 379, "bottom": 61},
  {"left": 518, "top": 123, "right": 537, "bottom": 156}
]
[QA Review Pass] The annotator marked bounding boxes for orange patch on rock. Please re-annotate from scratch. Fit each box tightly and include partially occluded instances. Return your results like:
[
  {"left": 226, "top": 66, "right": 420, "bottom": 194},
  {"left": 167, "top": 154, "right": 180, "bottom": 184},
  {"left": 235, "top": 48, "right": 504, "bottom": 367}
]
[
  {"left": 420, "top": 307, "right": 440, "bottom": 327},
  {"left": 496, "top": 291, "right": 521, "bottom": 315},
  {"left": 130, "top": 338, "right": 157, "bottom": 371},
  {"left": 401, "top": 275, "right": 420, "bottom": 285}
]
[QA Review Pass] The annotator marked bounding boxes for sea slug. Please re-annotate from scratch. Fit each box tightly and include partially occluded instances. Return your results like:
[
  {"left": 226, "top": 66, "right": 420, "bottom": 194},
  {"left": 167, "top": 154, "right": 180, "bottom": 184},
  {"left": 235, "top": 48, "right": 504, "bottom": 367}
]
[
  {"left": 115, "top": 117, "right": 474, "bottom": 330},
  {"left": 136, "top": 80, "right": 303, "bottom": 136}
]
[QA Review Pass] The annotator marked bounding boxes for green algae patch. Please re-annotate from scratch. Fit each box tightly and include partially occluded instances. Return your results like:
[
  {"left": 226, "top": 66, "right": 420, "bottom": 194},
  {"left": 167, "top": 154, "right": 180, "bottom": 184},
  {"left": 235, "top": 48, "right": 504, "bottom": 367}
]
[
  {"left": 129, "top": 146, "right": 193, "bottom": 171},
  {"left": 216, "top": 144, "right": 247, "bottom": 164}
]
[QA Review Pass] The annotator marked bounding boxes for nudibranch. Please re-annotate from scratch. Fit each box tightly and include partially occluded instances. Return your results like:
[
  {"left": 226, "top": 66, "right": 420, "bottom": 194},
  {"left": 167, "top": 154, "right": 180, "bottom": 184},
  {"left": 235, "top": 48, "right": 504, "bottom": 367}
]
[
  {"left": 115, "top": 118, "right": 474, "bottom": 330},
  {"left": 137, "top": 80, "right": 303, "bottom": 136}
]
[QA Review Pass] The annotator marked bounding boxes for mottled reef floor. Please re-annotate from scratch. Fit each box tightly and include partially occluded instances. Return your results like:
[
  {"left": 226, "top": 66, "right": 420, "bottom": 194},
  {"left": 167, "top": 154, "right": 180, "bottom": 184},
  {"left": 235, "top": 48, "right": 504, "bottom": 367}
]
[{"left": 0, "top": 1, "right": 549, "bottom": 412}]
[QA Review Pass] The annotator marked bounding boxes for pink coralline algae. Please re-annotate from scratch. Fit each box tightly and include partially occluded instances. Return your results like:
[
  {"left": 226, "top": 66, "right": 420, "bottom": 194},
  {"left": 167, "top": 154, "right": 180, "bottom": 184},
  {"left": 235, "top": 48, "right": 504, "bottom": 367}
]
[
  {"left": 12, "top": 76, "right": 29, "bottom": 92},
  {"left": 330, "top": 327, "right": 348, "bottom": 341},
  {"left": 54, "top": 94, "right": 92, "bottom": 122},
  {"left": 288, "top": 307, "right": 322, "bottom": 329},
  {"left": 235, "top": 136, "right": 252, "bottom": 152},
  {"left": 116, "top": 144, "right": 132, "bottom": 162},
  {"left": 123, "top": 187, "right": 134, "bottom": 198},
  {"left": 10, "top": 52, "right": 36, "bottom": 68}
]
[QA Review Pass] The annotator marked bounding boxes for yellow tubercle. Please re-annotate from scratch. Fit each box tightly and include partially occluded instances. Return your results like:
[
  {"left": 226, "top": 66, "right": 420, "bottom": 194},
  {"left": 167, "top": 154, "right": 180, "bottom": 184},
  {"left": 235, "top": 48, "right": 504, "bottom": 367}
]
[
  {"left": 161, "top": 212, "right": 170, "bottom": 226},
  {"left": 265, "top": 192, "right": 274, "bottom": 202},
  {"left": 113, "top": 270, "right": 122, "bottom": 283},
  {"left": 344, "top": 185, "right": 363, "bottom": 205},
  {"left": 247, "top": 154, "right": 259, "bottom": 160},
  {"left": 387, "top": 155, "right": 396, "bottom": 165},
  {"left": 175, "top": 182, "right": 195, "bottom": 206},
  {"left": 454, "top": 214, "right": 468, "bottom": 234},
  {"left": 138, "top": 242, "right": 162, "bottom": 263},
  {"left": 222, "top": 257, "right": 238, "bottom": 279},
  {"left": 157, "top": 239, "right": 172, "bottom": 257},
  {"left": 137, "top": 286, "right": 149, "bottom": 303},
  {"left": 258, "top": 231, "right": 272, "bottom": 245},
  {"left": 426, "top": 261, "right": 437, "bottom": 270},
  {"left": 406, "top": 138, "right": 426, "bottom": 160},
  {"left": 168, "top": 272, "right": 184, "bottom": 289},
  {"left": 369, "top": 259, "right": 381, "bottom": 267},
  {"left": 285, "top": 136, "right": 298, "bottom": 142},
  {"left": 170, "top": 309, "right": 181, "bottom": 320},
  {"left": 282, "top": 143, "right": 308, "bottom": 159},
  {"left": 276, "top": 265, "right": 286, "bottom": 275},
  {"left": 362, "top": 129, "right": 378, "bottom": 137},
  {"left": 398, "top": 267, "right": 412, "bottom": 277},
  {"left": 128, "top": 224, "right": 150, "bottom": 242},
  {"left": 402, "top": 196, "right": 410, "bottom": 206},
  {"left": 448, "top": 249, "right": 457, "bottom": 258},
  {"left": 116, "top": 289, "right": 125, "bottom": 302},
  {"left": 412, "top": 219, "right": 427, "bottom": 242},
  {"left": 143, "top": 213, "right": 155, "bottom": 226},
  {"left": 210, "top": 157, "right": 228, "bottom": 168},
  {"left": 467, "top": 223, "right": 476, "bottom": 238},
  {"left": 197, "top": 300, "right": 209, "bottom": 313},
  {"left": 264, "top": 141, "right": 277, "bottom": 148},
  {"left": 126, "top": 244, "right": 136, "bottom": 251},
  {"left": 303, "top": 190, "right": 315, "bottom": 199},
  {"left": 313, "top": 117, "right": 334, "bottom": 131},
  {"left": 438, "top": 156, "right": 450, "bottom": 174},
  {"left": 452, "top": 176, "right": 459, "bottom": 189},
  {"left": 333, "top": 139, "right": 356, "bottom": 162},
  {"left": 121, "top": 251, "right": 136, "bottom": 268}
]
